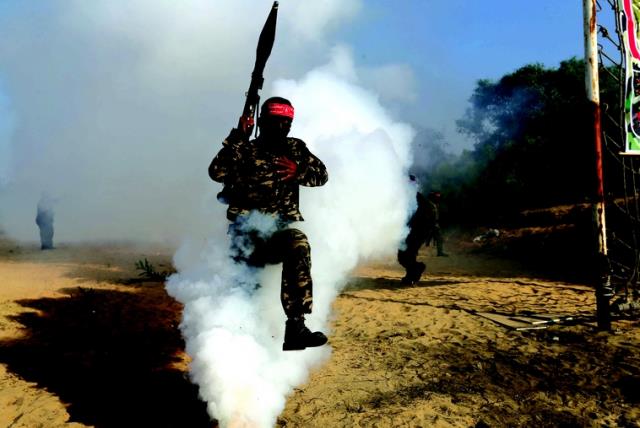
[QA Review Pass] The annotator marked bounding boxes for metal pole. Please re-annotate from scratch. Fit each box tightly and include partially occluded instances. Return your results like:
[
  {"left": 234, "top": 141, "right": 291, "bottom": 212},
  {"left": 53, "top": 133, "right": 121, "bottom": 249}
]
[{"left": 583, "top": 0, "right": 612, "bottom": 330}]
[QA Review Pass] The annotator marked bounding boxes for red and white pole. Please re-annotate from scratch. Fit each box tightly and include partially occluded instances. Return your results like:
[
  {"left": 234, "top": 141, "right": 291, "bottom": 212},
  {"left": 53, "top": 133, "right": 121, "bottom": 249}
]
[{"left": 583, "top": 0, "right": 612, "bottom": 330}]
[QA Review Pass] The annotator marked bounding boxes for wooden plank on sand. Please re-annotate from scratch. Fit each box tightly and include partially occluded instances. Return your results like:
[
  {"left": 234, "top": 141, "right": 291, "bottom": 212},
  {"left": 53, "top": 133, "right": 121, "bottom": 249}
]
[{"left": 475, "top": 312, "right": 548, "bottom": 330}]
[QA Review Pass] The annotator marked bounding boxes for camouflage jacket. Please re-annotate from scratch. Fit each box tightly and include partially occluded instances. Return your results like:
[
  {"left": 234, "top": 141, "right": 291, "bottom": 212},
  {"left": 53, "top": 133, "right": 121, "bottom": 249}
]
[{"left": 209, "top": 132, "right": 328, "bottom": 222}]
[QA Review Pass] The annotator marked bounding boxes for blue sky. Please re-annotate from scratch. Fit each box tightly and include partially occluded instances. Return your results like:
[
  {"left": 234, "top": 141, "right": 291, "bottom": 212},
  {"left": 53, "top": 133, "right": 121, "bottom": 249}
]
[
  {"left": 335, "top": 1, "right": 596, "bottom": 151},
  {"left": 342, "top": 1, "right": 585, "bottom": 76}
]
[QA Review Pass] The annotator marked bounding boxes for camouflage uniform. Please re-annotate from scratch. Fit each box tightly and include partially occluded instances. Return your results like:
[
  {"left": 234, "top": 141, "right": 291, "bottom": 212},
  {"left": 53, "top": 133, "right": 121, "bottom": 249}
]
[
  {"left": 424, "top": 197, "right": 445, "bottom": 255},
  {"left": 209, "top": 132, "right": 328, "bottom": 317},
  {"left": 398, "top": 191, "right": 445, "bottom": 280},
  {"left": 398, "top": 192, "right": 430, "bottom": 277}
]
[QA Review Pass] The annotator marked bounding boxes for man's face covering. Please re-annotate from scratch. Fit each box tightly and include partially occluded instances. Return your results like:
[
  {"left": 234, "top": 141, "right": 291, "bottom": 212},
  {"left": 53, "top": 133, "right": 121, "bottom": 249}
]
[{"left": 259, "top": 102, "right": 294, "bottom": 141}]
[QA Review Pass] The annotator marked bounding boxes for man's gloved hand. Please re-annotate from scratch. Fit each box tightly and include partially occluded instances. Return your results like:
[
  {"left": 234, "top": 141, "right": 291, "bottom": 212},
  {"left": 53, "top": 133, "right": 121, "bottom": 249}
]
[
  {"left": 225, "top": 127, "right": 246, "bottom": 145},
  {"left": 275, "top": 157, "right": 297, "bottom": 181},
  {"left": 225, "top": 116, "right": 255, "bottom": 145},
  {"left": 239, "top": 115, "right": 255, "bottom": 134}
]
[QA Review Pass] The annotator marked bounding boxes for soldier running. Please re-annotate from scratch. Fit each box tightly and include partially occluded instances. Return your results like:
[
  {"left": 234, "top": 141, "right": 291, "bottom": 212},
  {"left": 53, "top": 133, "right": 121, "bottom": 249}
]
[
  {"left": 398, "top": 176, "right": 447, "bottom": 285},
  {"left": 209, "top": 97, "right": 329, "bottom": 351}
]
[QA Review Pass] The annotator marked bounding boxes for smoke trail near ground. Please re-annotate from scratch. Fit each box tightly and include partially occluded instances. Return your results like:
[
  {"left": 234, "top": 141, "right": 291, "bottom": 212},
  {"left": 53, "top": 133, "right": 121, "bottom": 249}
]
[{"left": 166, "top": 49, "right": 415, "bottom": 426}]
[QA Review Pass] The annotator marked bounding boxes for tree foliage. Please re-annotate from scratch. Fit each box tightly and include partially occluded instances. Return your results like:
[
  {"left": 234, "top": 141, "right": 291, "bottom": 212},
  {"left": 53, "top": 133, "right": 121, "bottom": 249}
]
[{"left": 417, "top": 57, "right": 620, "bottom": 225}]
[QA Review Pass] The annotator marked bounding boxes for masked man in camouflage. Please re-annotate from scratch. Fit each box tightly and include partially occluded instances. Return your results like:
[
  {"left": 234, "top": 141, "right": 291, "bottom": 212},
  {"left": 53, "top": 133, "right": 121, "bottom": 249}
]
[{"left": 209, "top": 97, "right": 329, "bottom": 351}]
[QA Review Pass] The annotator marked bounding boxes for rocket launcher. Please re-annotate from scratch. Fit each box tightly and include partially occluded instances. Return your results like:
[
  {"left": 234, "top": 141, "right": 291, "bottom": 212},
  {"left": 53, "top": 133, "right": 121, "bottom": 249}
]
[{"left": 237, "top": 1, "right": 279, "bottom": 140}]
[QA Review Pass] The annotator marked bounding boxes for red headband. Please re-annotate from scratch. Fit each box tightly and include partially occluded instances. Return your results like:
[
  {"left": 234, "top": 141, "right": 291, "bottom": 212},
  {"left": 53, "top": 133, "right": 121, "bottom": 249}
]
[{"left": 265, "top": 103, "right": 294, "bottom": 119}]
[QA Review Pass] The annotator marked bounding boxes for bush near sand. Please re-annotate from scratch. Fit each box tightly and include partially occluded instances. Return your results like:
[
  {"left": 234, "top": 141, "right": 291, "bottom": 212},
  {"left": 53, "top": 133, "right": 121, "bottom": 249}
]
[{"left": 0, "top": 211, "right": 639, "bottom": 427}]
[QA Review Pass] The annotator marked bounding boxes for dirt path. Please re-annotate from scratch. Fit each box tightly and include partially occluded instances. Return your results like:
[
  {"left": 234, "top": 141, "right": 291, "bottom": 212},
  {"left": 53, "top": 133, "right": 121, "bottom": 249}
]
[{"left": 0, "top": 239, "right": 639, "bottom": 427}]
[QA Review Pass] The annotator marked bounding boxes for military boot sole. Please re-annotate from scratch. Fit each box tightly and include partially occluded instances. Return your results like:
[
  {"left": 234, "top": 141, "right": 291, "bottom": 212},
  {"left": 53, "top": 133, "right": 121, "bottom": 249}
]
[
  {"left": 282, "top": 334, "right": 328, "bottom": 351},
  {"left": 282, "top": 342, "right": 307, "bottom": 351}
]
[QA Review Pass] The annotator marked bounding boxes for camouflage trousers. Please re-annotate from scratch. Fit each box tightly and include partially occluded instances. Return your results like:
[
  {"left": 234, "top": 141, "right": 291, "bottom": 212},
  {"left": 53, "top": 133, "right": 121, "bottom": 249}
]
[
  {"left": 425, "top": 225, "right": 444, "bottom": 255},
  {"left": 229, "top": 222, "right": 313, "bottom": 318}
]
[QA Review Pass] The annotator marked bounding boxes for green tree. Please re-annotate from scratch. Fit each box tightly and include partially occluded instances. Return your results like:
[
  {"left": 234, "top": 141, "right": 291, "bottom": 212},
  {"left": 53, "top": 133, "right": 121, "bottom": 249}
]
[{"left": 419, "top": 57, "right": 621, "bottom": 225}]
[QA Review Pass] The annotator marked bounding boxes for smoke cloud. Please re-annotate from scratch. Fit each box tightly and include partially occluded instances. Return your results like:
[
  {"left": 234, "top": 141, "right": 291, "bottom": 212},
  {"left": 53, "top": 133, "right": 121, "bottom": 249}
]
[
  {"left": 0, "top": 0, "right": 365, "bottom": 243},
  {"left": 0, "top": 1, "right": 415, "bottom": 426},
  {"left": 167, "top": 50, "right": 414, "bottom": 426}
]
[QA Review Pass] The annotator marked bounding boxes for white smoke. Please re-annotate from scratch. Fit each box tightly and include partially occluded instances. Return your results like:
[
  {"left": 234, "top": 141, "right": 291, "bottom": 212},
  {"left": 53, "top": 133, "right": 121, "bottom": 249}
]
[
  {"left": 167, "top": 48, "right": 415, "bottom": 426},
  {"left": 0, "top": 0, "right": 363, "bottom": 243},
  {"left": 0, "top": 1, "right": 416, "bottom": 426}
]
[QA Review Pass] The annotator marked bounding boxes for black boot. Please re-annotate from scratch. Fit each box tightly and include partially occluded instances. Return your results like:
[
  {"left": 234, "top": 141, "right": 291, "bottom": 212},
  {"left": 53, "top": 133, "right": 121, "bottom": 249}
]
[
  {"left": 283, "top": 316, "right": 328, "bottom": 351},
  {"left": 402, "top": 262, "right": 425, "bottom": 285}
]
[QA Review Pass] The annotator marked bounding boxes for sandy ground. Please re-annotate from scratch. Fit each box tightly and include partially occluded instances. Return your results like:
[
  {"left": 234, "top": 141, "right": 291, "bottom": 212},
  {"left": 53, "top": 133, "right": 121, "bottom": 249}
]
[{"left": 0, "top": 236, "right": 639, "bottom": 428}]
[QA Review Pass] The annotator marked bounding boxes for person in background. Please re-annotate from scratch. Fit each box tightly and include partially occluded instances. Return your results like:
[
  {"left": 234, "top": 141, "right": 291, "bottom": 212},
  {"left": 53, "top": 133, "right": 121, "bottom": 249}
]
[
  {"left": 398, "top": 175, "right": 428, "bottom": 285},
  {"left": 425, "top": 191, "right": 448, "bottom": 258},
  {"left": 398, "top": 177, "right": 448, "bottom": 285},
  {"left": 35, "top": 193, "right": 55, "bottom": 250}
]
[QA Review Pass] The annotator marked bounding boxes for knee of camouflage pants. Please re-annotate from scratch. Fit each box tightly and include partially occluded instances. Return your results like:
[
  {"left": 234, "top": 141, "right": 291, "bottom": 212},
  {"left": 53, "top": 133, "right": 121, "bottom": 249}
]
[{"left": 276, "top": 228, "right": 313, "bottom": 317}]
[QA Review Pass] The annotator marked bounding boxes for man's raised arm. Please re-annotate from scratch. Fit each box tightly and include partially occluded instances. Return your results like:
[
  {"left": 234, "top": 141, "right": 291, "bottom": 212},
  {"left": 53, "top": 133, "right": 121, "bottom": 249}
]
[{"left": 208, "top": 130, "right": 244, "bottom": 183}]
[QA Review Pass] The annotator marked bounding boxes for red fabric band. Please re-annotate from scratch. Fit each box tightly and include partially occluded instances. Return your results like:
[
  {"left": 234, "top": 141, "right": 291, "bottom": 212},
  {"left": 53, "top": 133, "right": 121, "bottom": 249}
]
[{"left": 266, "top": 103, "right": 294, "bottom": 119}]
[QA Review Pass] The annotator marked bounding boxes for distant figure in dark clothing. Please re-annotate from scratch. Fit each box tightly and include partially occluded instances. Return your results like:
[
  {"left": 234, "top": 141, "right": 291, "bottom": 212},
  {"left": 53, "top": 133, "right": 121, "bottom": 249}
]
[
  {"left": 398, "top": 177, "right": 447, "bottom": 285},
  {"left": 425, "top": 191, "right": 448, "bottom": 258},
  {"left": 36, "top": 194, "right": 54, "bottom": 250}
]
